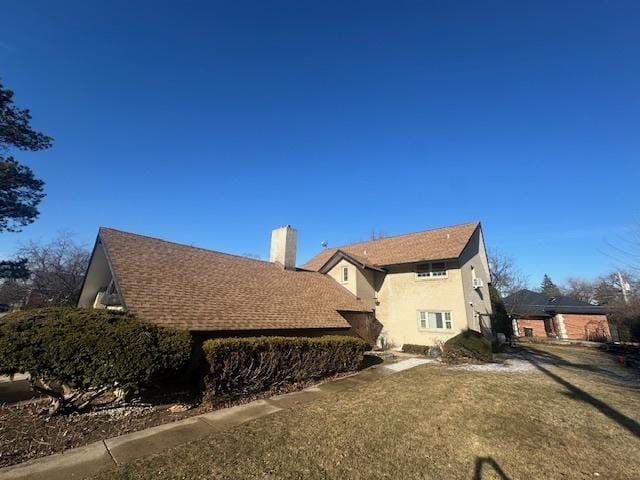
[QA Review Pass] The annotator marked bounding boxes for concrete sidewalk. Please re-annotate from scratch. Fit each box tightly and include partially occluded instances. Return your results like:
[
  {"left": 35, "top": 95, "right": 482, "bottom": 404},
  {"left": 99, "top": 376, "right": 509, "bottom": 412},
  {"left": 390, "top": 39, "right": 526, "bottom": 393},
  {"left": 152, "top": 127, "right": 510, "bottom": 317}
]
[{"left": 0, "top": 357, "right": 427, "bottom": 480}]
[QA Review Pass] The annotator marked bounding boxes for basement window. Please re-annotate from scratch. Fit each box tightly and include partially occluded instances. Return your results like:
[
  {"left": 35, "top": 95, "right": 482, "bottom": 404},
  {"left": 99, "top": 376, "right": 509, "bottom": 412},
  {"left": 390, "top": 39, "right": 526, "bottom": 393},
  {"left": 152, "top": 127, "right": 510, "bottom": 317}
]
[
  {"left": 416, "top": 262, "right": 448, "bottom": 279},
  {"left": 418, "top": 311, "right": 453, "bottom": 331}
]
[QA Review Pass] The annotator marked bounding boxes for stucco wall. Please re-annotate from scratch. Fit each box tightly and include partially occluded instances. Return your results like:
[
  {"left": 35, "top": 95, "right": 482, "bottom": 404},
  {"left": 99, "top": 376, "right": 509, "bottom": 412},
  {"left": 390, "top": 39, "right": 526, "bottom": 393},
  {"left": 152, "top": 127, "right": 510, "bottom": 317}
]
[
  {"left": 77, "top": 240, "right": 113, "bottom": 307},
  {"left": 325, "top": 258, "right": 378, "bottom": 310},
  {"left": 326, "top": 259, "right": 358, "bottom": 296},
  {"left": 458, "top": 227, "right": 493, "bottom": 336},
  {"left": 324, "top": 232, "right": 493, "bottom": 349},
  {"left": 375, "top": 262, "right": 469, "bottom": 349}
]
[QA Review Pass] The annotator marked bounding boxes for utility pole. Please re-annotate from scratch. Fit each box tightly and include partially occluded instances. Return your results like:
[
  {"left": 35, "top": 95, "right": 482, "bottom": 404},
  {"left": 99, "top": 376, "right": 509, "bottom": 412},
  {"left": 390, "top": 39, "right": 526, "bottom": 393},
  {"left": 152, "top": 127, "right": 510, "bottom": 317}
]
[{"left": 617, "top": 271, "right": 630, "bottom": 305}]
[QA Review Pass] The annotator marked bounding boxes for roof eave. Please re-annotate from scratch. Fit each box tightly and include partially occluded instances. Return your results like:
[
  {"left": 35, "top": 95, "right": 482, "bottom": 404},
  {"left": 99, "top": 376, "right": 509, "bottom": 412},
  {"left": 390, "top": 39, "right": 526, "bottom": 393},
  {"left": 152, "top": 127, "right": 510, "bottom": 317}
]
[{"left": 317, "top": 250, "right": 386, "bottom": 274}]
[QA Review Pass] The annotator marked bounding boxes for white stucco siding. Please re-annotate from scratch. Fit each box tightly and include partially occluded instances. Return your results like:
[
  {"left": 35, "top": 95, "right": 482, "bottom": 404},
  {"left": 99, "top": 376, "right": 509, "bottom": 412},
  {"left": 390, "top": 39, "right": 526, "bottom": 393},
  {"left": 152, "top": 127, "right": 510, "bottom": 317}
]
[
  {"left": 325, "top": 259, "right": 378, "bottom": 310},
  {"left": 77, "top": 240, "right": 113, "bottom": 307},
  {"left": 375, "top": 263, "right": 469, "bottom": 349},
  {"left": 458, "top": 227, "right": 493, "bottom": 336}
]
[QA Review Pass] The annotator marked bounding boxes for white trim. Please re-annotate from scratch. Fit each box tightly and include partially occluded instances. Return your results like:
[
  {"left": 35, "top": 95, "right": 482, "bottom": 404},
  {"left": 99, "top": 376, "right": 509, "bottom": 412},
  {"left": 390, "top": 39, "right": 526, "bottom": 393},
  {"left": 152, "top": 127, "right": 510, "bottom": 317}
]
[
  {"left": 415, "top": 262, "right": 448, "bottom": 280},
  {"left": 417, "top": 310, "right": 453, "bottom": 331},
  {"left": 341, "top": 266, "right": 349, "bottom": 283}
]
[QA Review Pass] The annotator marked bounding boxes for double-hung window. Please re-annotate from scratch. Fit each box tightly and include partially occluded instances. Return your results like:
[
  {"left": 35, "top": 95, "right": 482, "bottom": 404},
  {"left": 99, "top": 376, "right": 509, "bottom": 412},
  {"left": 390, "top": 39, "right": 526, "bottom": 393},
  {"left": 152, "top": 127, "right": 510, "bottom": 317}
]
[
  {"left": 416, "top": 262, "right": 447, "bottom": 279},
  {"left": 418, "top": 311, "right": 453, "bottom": 331}
]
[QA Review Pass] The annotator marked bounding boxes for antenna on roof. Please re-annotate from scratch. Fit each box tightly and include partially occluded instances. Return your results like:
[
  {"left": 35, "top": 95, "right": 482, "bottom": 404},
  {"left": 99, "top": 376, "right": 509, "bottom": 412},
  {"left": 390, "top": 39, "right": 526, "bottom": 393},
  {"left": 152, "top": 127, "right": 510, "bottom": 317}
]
[{"left": 321, "top": 241, "right": 328, "bottom": 249}]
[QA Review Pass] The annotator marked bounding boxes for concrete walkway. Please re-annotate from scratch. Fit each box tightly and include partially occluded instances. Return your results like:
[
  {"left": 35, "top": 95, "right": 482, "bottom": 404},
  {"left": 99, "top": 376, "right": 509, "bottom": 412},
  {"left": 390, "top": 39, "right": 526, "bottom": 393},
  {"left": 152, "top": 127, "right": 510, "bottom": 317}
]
[{"left": 0, "top": 357, "right": 425, "bottom": 480}]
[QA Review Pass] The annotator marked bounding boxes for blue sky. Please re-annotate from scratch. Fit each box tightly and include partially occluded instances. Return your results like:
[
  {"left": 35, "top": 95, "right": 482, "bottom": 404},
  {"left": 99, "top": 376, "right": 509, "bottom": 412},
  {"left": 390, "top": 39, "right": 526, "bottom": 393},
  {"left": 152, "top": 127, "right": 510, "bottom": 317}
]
[{"left": 1, "top": 0, "right": 638, "bottom": 286}]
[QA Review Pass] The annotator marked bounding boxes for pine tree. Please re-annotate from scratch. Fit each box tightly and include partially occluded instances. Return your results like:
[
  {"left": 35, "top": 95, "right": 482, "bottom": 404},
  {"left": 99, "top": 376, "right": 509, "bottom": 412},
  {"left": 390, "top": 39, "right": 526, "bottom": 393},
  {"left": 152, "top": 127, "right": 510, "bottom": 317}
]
[{"left": 540, "top": 274, "right": 561, "bottom": 298}]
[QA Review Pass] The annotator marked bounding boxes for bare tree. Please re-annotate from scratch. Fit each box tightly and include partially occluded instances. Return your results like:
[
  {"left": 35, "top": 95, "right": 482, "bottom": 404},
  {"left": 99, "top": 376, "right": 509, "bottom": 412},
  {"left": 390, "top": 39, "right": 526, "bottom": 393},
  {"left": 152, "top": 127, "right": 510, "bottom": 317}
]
[
  {"left": 369, "top": 227, "right": 386, "bottom": 241},
  {"left": 11, "top": 233, "right": 90, "bottom": 307},
  {"left": 563, "top": 277, "right": 595, "bottom": 303},
  {"left": 488, "top": 250, "right": 527, "bottom": 297},
  {"left": 592, "top": 270, "right": 638, "bottom": 306}
]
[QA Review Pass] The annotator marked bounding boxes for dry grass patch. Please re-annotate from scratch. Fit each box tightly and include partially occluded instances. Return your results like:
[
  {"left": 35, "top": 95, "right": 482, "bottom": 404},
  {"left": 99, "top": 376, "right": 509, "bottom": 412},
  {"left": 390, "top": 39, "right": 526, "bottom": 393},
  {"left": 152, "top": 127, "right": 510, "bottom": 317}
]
[{"left": 94, "top": 345, "right": 640, "bottom": 480}]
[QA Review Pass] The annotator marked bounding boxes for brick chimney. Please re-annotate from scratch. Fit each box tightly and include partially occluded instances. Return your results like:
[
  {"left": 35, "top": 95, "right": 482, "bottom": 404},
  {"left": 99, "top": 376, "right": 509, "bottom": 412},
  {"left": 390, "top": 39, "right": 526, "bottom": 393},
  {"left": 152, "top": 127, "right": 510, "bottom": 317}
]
[{"left": 270, "top": 225, "right": 297, "bottom": 270}]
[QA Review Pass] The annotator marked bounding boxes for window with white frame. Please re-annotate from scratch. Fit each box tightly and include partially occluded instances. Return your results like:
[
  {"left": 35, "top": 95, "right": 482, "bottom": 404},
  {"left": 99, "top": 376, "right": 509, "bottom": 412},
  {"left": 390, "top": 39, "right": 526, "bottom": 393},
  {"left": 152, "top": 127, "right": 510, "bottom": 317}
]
[
  {"left": 416, "top": 262, "right": 447, "bottom": 279},
  {"left": 341, "top": 266, "right": 349, "bottom": 283},
  {"left": 418, "top": 311, "right": 453, "bottom": 330}
]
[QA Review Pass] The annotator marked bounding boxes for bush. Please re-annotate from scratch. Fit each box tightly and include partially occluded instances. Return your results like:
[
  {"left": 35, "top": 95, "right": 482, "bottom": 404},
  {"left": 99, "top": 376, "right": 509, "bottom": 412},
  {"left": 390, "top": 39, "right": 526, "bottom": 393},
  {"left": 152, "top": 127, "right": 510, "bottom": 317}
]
[
  {"left": 442, "top": 330, "right": 492, "bottom": 364},
  {"left": 402, "top": 343, "right": 442, "bottom": 357},
  {"left": 202, "top": 336, "right": 368, "bottom": 401},
  {"left": 0, "top": 307, "right": 192, "bottom": 414},
  {"left": 402, "top": 344, "right": 429, "bottom": 356},
  {"left": 489, "top": 284, "right": 512, "bottom": 336}
]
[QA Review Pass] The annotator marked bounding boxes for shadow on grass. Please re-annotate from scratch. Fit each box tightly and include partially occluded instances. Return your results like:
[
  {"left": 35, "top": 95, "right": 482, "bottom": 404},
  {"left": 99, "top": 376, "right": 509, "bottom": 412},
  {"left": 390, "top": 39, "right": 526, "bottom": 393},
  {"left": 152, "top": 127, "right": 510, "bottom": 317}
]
[
  {"left": 474, "top": 456, "right": 511, "bottom": 480},
  {"left": 520, "top": 346, "right": 639, "bottom": 386},
  {"left": 522, "top": 348, "right": 640, "bottom": 439},
  {"left": 360, "top": 354, "right": 384, "bottom": 369}
]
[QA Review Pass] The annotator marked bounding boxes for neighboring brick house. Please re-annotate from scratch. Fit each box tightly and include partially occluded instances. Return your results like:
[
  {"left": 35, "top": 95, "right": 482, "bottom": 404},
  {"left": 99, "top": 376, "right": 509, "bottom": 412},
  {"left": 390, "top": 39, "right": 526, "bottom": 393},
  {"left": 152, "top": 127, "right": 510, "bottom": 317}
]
[
  {"left": 78, "top": 222, "right": 492, "bottom": 349},
  {"left": 303, "top": 222, "right": 493, "bottom": 348},
  {"left": 504, "top": 289, "right": 611, "bottom": 342}
]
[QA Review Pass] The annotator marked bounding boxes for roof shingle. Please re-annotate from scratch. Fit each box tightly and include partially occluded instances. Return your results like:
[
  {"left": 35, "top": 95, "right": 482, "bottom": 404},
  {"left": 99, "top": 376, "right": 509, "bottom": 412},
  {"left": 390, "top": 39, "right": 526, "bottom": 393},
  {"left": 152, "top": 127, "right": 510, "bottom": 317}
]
[
  {"left": 503, "top": 289, "right": 608, "bottom": 317},
  {"left": 302, "top": 222, "right": 480, "bottom": 271},
  {"left": 99, "top": 228, "right": 369, "bottom": 332}
]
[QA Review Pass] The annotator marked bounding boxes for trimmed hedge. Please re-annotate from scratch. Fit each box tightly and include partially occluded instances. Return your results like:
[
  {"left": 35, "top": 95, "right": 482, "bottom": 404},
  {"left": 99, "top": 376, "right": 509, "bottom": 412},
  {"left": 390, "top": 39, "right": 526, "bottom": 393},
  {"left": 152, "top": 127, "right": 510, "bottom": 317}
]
[
  {"left": 402, "top": 344, "right": 430, "bottom": 356},
  {"left": 442, "top": 330, "right": 492, "bottom": 364},
  {"left": 0, "top": 307, "right": 192, "bottom": 412},
  {"left": 202, "top": 336, "right": 368, "bottom": 401},
  {"left": 402, "top": 343, "right": 442, "bottom": 357}
]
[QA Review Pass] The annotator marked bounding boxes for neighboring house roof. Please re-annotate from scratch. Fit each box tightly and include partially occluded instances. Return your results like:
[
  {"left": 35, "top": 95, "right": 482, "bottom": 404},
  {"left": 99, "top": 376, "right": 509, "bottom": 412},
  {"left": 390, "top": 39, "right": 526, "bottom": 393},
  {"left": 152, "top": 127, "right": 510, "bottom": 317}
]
[
  {"left": 97, "top": 228, "right": 370, "bottom": 332},
  {"left": 302, "top": 222, "right": 480, "bottom": 271},
  {"left": 503, "top": 289, "right": 608, "bottom": 317}
]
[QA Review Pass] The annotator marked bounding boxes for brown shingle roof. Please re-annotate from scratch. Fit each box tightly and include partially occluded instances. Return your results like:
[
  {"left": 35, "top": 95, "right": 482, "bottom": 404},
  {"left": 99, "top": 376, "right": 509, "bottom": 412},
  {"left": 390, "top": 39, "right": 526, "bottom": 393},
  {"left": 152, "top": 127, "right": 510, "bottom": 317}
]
[
  {"left": 99, "top": 228, "right": 369, "bottom": 332},
  {"left": 302, "top": 222, "right": 480, "bottom": 271}
]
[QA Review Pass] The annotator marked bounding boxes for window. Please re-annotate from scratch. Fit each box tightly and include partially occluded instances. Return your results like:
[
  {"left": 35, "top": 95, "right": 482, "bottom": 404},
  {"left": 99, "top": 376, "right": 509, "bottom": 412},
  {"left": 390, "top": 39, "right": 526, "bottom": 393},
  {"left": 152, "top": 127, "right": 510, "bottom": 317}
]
[
  {"left": 341, "top": 266, "right": 349, "bottom": 283},
  {"left": 418, "top": 311, "right": 453, "bottom": 331},
  {"left": 431, "top": 262, "right": 447, "bottom": 277},
  {"left": 416, "top": 262, "right": 448, "bottom": 279}
]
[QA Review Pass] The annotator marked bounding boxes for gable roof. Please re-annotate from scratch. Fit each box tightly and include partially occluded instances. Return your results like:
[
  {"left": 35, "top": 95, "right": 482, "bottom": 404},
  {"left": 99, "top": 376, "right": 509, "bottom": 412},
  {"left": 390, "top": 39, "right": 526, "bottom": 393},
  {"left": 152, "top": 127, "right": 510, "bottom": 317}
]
[
  {"left": 96, "top": 228, "right": 370, "bottom": 332},
  {"left": 318, "top": 249, "right": 387, "bottom": 274},
  {"left": 503, "top": 289, "right": 608, "bottom": 317},
  {"left": 302, "top": 222, "right": 480, "bottom": 271}
]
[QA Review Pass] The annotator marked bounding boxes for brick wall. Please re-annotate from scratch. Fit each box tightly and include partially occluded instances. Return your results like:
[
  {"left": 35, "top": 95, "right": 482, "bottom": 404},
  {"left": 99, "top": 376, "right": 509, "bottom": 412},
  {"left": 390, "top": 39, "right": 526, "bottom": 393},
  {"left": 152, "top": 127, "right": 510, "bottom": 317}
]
[
  {"left": 562, "top": 314, "right": 611, "bottom": 341},
  {"left": 517, "top": 318, "right": 548, "bottom": 337}
]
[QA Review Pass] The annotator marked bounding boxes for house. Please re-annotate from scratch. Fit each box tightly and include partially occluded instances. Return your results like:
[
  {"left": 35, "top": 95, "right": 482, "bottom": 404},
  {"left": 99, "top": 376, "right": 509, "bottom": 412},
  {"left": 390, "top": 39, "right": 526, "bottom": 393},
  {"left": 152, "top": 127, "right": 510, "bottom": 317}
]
[
  {"left": 302, "top": 221, "right": 493, "bottom": 348},
  {"left": 77, "top": 226, "right": 377, "bottom": 344},
  {"left": 504, "top": 289, "right": 611, "bottom": 342},
  {"left": 78, "top": 221, "right": 492, "bottom": 349}
]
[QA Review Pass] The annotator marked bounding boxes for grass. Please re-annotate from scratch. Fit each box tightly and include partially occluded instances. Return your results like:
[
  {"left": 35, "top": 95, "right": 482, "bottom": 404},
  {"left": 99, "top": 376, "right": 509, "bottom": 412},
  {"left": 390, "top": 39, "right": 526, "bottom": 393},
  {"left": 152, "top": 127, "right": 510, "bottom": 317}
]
[{"left": 93, "top": 345, "right": 640, "bottom": 480}]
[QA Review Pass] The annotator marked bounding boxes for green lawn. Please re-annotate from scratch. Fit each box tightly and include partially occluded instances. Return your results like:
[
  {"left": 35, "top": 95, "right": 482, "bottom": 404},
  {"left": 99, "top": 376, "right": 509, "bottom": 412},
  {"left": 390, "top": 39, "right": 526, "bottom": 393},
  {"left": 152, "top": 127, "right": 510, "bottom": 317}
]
[{"left": 94, "top": 345, "right": 640, "bottom": 479}]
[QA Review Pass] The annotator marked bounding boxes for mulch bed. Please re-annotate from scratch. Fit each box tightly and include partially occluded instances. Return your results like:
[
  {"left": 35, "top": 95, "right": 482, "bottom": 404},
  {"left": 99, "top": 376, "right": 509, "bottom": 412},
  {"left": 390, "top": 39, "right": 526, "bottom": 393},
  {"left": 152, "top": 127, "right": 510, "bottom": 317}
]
[
  {"left": 0, "top": 372, "right": 354, "bottom": 469},
  {"left": 0, "top": 394, "right": 213, "bottom": 469}
]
